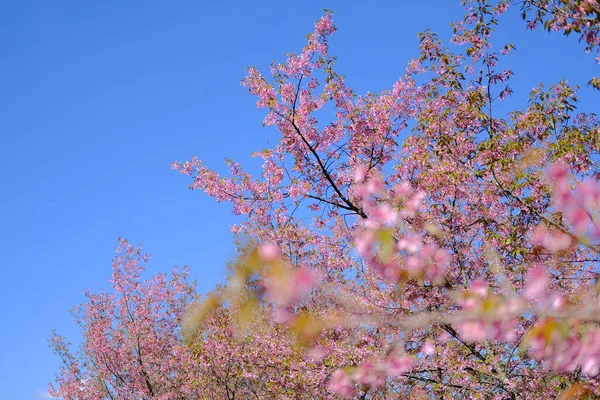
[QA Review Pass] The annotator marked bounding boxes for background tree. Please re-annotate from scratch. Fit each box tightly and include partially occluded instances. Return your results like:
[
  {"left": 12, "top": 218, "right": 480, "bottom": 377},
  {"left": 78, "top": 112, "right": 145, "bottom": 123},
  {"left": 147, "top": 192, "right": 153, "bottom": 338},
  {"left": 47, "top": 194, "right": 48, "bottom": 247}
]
[
  {"left": 49, "top": 239, "right": 198, "bottom": 399},
  {"left": 51, "top": 240, "right": 354, "bottom": 399}
]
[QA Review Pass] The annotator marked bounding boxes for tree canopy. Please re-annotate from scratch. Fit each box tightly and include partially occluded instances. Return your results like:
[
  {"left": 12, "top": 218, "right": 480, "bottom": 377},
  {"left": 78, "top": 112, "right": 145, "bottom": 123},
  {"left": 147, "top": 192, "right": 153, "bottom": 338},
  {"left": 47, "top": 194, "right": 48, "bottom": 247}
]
[{"left": 51, "top": 1, "right": 600, "bottom": 398}]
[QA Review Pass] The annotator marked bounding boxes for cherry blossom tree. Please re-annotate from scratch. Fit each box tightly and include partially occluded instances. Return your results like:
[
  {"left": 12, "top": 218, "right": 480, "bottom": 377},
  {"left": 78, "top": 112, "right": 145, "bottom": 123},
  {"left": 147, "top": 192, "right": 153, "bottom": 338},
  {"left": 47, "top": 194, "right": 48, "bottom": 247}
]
[
  {"left": 521, "top": 0, "right": 600, "bottom": 89},
  {"left": 51, "top": 0, "right": 600, "bottom": 398},
  {"left": 174, "top": 0, "right": 600, "bottom": 398},
  {"left": 50, "top": 240, "right": 349, "bottom": 399},
  {"left": 49, "top": 239, "right": 199, "bottom": 399}
]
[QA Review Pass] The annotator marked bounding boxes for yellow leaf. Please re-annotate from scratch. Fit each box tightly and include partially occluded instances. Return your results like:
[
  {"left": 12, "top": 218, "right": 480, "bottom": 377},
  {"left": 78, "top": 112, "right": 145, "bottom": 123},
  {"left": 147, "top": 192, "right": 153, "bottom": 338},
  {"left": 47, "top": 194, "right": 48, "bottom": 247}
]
[
  {"left": 182, "top": 294, "right": 222, "bottom": 339},
  {"left": 377, "top": 228, "right": 395, "bottom": 262},
  {"left": 236, "top": 297, "right": 258, "bottom": 334},
  {"left": 558, "top": 383, "right": 592, "bottom": 400}
]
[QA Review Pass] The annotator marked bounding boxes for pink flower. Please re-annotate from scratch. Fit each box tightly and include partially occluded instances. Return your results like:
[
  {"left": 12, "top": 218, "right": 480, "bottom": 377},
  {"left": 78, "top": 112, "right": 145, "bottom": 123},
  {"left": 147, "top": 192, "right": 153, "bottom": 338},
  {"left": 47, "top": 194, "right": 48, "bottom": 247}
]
[
  {"left": 355, "top": 230, "right": 374, "bottom": 256},
  {"left": 405, "top": 255, "right": 424, "bottom": 274},
  {"left": 530, "top": 225, "right": 549, "bottom": 247},
  {"left": 370, "top": 203, "right": 398, "bottom": 226},
  {"left": 421, "top": 339, "right": 435, "bottom": 356},
  {"left": 439, "top": 330, "right": 450, "bottom": 344},
  {"left": 314, "top": 14, "right": 335, "bottom": 36},
  {"left": 294, "top": 268, "right": 319, "bottom": 298},
  {"left": 566, "top": 206, "right": 590, "bottom": 236},
  {"left": 327, "top": 370, "right": 354, "bottom": 397},
  {"left": 426, "top": 248, "right": 449, "bottom": 282},
  {"left": 593, "top": 224, "right": 600, "bottom": 239},
  {"left": 524, "top": 264, "right": 550, "bottom": 302},
  {"left": 531, "top": 226, "right": 572, "bottom": 252},
  {"left": 581, "top": 358, "right": 600, "bottom": 376},
  {"left": 353, "top": 361, "right": 381, "bottom": 386},
  {"left": 402, "top": 191, "right": 426, "bottom": 217},
  {"left": 393, "top": 182, "right": 413, "bottom": 199},
  {"left": 385, "top": 355, "right": 414, "bottom": 376},
  {"left": 306, "top": 346, "right": 326, "bottom": 362},
  {"left": 470, "top": 279, "right": 488, "bottom": 297},
  {"left": 263, "top": 267, "right": 318, "bottom": 305},
  {"left": 365, "top": 177, "right": 384, "bottom": 196},
  {"left": 272, "top": 308, "right": 292, "bottom": 324},
  {"left": 458, "top": 321, "right": 487, "bottom": 342},
  {"left": 259, "top": 243, "right": 280, "bottom": 261},
  {"left": 547, "top": 161, "right": 569, "bottom": 186},
  {"left": 577, "top": 179, "right": 600, "bottom": 209},
  {"left": 397, "top": 234, "right": 421, "bottom": 253},
  {"left": 353, "top": 165, "right": 366, "bottom": 183}
]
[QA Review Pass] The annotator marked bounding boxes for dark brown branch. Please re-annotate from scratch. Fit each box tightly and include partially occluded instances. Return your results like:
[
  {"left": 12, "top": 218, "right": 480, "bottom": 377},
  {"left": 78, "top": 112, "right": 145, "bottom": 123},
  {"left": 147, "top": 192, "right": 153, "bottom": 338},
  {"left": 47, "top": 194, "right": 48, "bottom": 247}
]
[
  {"left": 441, "top": 324, "right": 486, "bottom": 362},
  {"left": 288, "top": 118, "right": 366, "bottom": 218}
]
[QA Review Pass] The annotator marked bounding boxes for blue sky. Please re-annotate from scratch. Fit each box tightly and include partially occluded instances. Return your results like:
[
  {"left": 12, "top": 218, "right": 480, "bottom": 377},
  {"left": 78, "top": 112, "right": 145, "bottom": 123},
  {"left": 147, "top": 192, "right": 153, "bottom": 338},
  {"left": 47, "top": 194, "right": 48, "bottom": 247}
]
[{"left": 0, "top": 1, "right": 597, "bottom": 398}]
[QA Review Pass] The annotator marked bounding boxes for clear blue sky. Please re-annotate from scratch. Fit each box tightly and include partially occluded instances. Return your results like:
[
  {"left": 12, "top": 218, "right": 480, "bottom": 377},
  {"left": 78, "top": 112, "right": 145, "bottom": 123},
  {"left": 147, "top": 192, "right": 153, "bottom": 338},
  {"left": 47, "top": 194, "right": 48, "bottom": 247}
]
[{"left": 0, "top": 1, "right": 597, "bottom": 399}]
